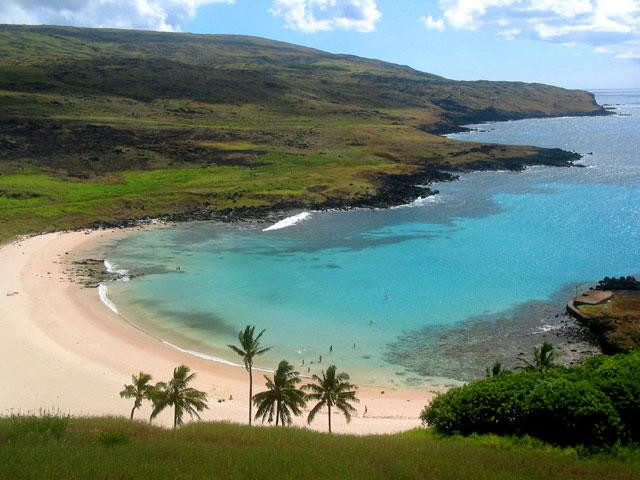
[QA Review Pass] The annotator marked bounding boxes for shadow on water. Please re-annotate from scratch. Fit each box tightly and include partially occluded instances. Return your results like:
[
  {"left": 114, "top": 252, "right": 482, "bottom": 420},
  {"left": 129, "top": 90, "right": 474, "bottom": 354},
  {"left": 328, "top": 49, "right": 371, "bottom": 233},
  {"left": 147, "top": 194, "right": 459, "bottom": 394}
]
[{"left": 127, "top": 298, "right": 239, "bottom": 337}]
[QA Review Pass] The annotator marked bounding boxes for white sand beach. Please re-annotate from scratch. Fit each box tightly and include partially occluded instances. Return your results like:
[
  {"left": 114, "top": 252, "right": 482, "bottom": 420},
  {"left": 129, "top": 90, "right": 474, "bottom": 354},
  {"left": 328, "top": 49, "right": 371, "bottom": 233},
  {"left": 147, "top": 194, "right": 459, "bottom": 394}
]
[{"left": 0, "top": 229, "right": 431, "bottom": 434}]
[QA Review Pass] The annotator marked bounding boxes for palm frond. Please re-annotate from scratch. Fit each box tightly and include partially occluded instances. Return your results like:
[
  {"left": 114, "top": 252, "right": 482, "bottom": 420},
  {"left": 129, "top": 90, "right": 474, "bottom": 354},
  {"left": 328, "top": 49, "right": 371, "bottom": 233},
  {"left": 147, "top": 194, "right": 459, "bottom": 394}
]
[
  {"left": 256, "top": 346, "right": 272, "bottom": 356},
  {"left": 307, "top": 399, "right": 326, "bottom": 424}
]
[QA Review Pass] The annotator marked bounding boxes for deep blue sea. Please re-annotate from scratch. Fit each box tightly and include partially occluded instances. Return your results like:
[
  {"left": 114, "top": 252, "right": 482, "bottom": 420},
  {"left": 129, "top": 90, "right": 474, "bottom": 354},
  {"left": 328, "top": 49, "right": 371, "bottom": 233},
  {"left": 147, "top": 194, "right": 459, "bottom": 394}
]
[{"left": 100, "top": 89, "right": 640, "bottom": 388}]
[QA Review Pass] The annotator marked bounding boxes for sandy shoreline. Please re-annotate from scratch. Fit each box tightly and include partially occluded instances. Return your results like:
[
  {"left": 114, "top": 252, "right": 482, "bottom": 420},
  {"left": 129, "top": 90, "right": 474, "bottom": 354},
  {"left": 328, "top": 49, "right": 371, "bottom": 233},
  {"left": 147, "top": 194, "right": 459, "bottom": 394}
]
[{"left": 0, "top": 229, "right": 431, "bottom": 433}]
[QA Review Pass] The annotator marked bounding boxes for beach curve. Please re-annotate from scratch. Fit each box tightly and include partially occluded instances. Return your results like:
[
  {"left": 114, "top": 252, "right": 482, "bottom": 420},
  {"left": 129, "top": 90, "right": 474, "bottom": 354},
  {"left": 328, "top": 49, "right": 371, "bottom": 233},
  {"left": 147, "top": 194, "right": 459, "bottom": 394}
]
[{"left": 0, "top": 229, "right": 429, "bottom": 433}]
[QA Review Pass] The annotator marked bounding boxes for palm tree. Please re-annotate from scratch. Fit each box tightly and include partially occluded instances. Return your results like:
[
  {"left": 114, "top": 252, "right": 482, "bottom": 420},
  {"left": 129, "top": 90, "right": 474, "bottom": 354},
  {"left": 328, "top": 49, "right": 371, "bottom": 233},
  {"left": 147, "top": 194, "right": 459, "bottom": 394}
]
[
  {"left": 227, "top": 325, "right": 271, "bottom": 426},
  {"left": 149, "top": 365, "right": 208, "bottom": 428},
  {"left": 119, "top": 372, "right": 153, "bottom": 420},
  {"left": 253, "top": 360, "right": 306, "bottom": 426},
  {"left": 517, "top": 341, "right": 556, "bottom": 372},
  {"left": 304, "top": 364, "right": 359, "bottom": 433}
]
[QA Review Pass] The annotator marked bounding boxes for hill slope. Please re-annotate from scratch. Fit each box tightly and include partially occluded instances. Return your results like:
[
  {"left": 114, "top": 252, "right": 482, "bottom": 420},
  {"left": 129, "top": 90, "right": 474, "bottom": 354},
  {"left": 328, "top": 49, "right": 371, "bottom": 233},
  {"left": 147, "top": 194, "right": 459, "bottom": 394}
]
[{"left": 0, "top": 25, "right": 606, "bottom": 239}]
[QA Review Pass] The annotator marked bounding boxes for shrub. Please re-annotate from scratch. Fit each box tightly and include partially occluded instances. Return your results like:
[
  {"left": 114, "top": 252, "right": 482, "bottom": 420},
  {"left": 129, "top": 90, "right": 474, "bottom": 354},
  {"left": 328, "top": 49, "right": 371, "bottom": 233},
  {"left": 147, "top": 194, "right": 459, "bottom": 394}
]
[
  {"left": 422, "top": 351, "right": 640, "bottom": 447},
  {"left": 422, "top": 374, "right": 539, "bottom": 436},
  {"left": 578, "top": 351, "right": 640, "bottom": 441},
  {"left": 524, "top": 377, "right": 622, "bottom": 446},
  {"left": 595, "top": 276, "right": 639, "bottom": 291}
]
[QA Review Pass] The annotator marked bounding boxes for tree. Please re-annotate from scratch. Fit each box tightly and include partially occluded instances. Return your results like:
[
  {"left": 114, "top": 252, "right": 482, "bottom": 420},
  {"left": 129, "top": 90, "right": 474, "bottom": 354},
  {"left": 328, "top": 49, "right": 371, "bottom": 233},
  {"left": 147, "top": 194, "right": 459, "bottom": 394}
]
[
  {"left": 119, "top": 372, "right": 153, "bottom": 420},
  {"left": 253, "top": 360, "right": 306, "bottom": 426},
  {"left": 304, "top": 364, "right": 359, "bottom": 433},
  {"left": 149, "top": 365, "right": 208, "bottom": 428},
  {"left": 228, "top": 325, "right": 271, "bottom": 426},
  {"left": 517, "top": 342, "right": 556, "bottom": 372}
]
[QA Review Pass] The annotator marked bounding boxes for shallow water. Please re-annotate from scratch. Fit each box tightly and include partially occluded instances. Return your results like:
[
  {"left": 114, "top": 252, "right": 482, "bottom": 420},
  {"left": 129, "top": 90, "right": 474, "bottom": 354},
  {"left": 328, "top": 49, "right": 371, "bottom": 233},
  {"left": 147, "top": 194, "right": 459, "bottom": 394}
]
[{"left": 100, "top": 89, "right": 640, "bottom": 386}]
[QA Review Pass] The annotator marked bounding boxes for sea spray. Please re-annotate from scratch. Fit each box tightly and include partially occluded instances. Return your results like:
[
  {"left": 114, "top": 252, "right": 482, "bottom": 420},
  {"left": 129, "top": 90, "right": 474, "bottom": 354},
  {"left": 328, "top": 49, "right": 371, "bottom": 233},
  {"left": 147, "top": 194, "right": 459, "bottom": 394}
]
[
  {"left": 263, "top": 212, "right": 311, "bottom": 231},
  {"left": 104, "top": 259, "right": 130, "bottom": 281},
  {"left": 391, "top": 195, "right": 444, "bottom": 209}
]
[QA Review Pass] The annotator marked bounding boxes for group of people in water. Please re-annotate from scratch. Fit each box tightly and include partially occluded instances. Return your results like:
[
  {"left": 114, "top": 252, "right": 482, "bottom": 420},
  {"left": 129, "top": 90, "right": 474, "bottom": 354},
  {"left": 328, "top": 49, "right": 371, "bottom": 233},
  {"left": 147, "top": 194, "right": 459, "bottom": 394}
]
[{"left": 300, "top": 342, "right": 359, "bottom": 373}]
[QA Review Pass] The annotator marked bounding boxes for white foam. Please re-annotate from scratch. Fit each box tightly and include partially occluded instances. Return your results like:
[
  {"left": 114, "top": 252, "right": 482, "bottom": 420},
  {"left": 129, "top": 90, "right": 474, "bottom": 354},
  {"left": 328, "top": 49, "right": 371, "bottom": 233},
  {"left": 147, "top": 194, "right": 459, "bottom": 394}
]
[
  {"left": 162, "top": 341, "right": 272, "bottom": 372},
  {"left": 104, "top": 259, "right": 129, "bottom": 281},
  {"left": 536, "top": 323, "right": 561, "bottom": 334},
  {"left": 263, "top": 212, "right": 312, "bottom": 231},
  {"left": 410, "top": 195, "right": 443, "bottom": 207},
  {"left": 98, "top": 283, "right": 119, "bottom": 314},
  {"left": 391, "top": 195, "right": 444, "bottom": 209}
]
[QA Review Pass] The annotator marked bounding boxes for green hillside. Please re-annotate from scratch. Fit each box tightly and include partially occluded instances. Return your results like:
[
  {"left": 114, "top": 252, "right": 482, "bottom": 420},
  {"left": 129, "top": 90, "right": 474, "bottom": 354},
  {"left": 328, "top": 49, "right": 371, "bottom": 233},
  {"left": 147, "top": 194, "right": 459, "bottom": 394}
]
[
  {"left": 0, "top": 25, "right": 606, "bottom": 240},
  {"left": 1, "top": 416, "right": 638, "bottom": 480}
]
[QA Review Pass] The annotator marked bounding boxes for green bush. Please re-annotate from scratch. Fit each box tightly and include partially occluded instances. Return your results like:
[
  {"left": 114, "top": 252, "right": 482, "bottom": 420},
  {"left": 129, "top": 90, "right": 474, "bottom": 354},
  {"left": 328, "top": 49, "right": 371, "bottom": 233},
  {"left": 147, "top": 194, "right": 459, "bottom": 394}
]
[
  {"left": 578, "top": 351, "right": 640, "bottom": 441},
  {"left": 421, "top": 351, "right": 640, "bottom": 447},
  {"left": 422, "top": 374, "right": 538, "bottom": 436},
  {"left": 524, "top": 377, "right": 622, "bottom": 446}
]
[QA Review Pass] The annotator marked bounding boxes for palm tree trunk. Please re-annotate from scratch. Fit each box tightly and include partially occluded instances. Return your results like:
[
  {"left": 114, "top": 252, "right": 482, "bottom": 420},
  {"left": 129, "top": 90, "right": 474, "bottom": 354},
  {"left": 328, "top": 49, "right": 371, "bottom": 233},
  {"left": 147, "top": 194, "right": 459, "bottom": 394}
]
[
  {"left": 130, "top": 406, "right": 136, "bottom": 420},
  {"left": 174, "top": 406, "right": 178, "bottom": 429},
  {"left": 328, "top": 403, "right": 332, "bottom": 434},
  {"left": 249, "top": 365, "right": 253, "bottom": 426},
  {"left": 276, "top": 399, "right": 280, "bottom": 427}
]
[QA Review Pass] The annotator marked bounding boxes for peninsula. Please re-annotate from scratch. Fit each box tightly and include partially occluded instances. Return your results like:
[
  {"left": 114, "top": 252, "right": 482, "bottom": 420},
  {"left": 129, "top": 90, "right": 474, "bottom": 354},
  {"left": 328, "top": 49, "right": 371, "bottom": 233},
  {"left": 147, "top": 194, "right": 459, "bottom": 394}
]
[{"left": 568, "top": 276, "right": 640, "bottom": 353}]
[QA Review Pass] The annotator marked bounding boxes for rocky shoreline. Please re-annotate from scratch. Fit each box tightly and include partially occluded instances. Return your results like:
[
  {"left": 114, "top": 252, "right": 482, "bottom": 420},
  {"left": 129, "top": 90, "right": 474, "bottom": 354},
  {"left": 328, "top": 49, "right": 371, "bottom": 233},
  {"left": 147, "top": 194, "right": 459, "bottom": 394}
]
[
  {"left": 86, "top": 147, "right": 584, "bottom": 232},
  {"left": 387, "top": 294, "right": 600, "bottom": 383},
  {"left": 422, "top": 102, "right": 612, "bottom": 136},
  {"left": 567, "top": 288, "right": 640, "bottom": 353}
]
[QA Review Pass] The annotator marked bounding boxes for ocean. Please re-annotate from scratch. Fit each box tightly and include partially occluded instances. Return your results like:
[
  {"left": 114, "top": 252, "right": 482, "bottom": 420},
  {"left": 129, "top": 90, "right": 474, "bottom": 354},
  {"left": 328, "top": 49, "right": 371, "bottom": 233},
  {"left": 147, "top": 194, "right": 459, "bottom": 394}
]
[{"left": 97, "top": 89, "right": 640, "bottom": 388}]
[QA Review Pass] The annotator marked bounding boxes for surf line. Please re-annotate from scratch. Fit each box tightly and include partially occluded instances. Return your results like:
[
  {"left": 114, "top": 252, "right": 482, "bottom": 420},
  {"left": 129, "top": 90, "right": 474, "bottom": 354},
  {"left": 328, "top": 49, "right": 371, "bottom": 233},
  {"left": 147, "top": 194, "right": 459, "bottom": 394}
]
[
  {"left": 162, "top": 341, "right": 272, "bottom": 373},
  {"left": 98, "top": 259, "right": 130, "bottom": 314},
  {"left": 263, "top": 212, "right": 312, "bottom": 231},
  {"left": 98, "top": 283, "right": 119, "bottom": 315}
]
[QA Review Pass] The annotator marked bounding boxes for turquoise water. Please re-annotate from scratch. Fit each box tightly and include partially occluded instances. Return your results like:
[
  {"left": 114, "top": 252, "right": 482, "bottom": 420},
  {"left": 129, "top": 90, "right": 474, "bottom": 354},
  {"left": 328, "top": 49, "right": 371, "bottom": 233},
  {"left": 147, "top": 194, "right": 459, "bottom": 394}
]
[{"left": 103, "top": 90, "right": 640, "bottom": 386}]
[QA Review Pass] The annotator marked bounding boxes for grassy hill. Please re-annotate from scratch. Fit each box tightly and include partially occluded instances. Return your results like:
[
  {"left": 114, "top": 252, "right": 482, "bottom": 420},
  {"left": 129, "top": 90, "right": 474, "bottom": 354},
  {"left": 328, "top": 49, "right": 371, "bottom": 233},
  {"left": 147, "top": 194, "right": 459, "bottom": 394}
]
[
  {"left": 1, "top": 416, "right": 638, "bottom": 479},
  {"left": 0, "top": 25, "right": 606, "bottom": 241}
]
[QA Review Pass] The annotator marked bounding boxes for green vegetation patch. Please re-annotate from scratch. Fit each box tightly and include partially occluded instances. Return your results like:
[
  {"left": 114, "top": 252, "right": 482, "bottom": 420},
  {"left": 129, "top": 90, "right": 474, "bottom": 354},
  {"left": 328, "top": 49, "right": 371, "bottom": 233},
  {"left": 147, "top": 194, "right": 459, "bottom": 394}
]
[{"left": 422, "top": 350, "right": 640, "bottom": 448}]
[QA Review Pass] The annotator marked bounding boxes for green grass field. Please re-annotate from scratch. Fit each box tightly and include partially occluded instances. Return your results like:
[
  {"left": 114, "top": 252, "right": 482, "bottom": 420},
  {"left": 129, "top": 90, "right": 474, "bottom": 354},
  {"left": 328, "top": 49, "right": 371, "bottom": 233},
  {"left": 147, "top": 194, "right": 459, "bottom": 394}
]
[{"left": 1, "top": 416, "right": 639, "bottom": 479}]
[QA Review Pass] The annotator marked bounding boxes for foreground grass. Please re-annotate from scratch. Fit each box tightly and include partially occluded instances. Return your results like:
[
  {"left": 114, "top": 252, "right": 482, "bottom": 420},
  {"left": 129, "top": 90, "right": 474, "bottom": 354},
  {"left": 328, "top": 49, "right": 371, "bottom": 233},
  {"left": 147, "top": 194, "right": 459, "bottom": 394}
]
[{"left": 0, "top": 416, "right": 639, "bottom": 479}]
